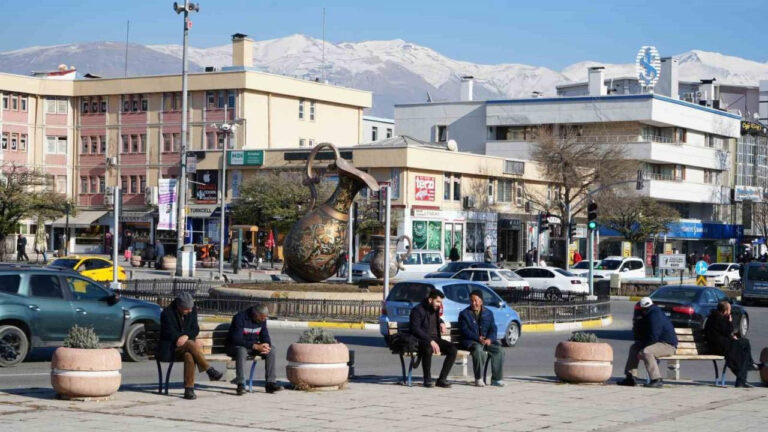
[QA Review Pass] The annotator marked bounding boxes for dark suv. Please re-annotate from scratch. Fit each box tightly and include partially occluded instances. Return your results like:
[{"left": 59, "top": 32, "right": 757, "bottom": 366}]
[{"left": 0, "top": 265, "right": 161, "bottom": 367}]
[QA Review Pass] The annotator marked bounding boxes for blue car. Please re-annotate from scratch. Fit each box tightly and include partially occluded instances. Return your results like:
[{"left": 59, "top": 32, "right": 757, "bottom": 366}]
[{"left": 379, "top": 279, "right": 522, "bottom": 346}]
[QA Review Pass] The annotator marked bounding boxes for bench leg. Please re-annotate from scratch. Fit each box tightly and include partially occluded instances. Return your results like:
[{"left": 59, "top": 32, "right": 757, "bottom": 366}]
[
  {"left": 666, "top": 359, "right": 680, "bottom": 381},
  {"left": 156, "top": 359, "right": 163, "bottom": 394},
  {"left": 164, "top": 361, "right": 174, "bottom": 395},
  {"left": 248, "top": 359, "right": 258, "bottom": 393}
]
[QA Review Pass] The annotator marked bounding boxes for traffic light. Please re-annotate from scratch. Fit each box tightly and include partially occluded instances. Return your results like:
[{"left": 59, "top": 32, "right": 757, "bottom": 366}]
[
  {"left": 587, "top": 202, "right": 598, "bottom": 231},
  {"left": 539, "top": 212, "right": 550, "bottom": 233},
  {"left": 568, "top": 220, "right": 576, "bottom": 240}
]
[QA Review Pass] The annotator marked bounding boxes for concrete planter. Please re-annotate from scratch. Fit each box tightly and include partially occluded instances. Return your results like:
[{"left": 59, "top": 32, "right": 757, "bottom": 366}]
[
  {"left": 554, "top": 341, "right": 613, "bottom": 384},
  {"left": 51, "top": 347, "right": 122, "bottom": 400},
  {"left": 286, "top": 343, "right": 349, "bottom": 389},
  {"left": 161, "top": 256, "right": 177, "bottom": 271},
  {"left": 760, "top": 348, "right": 768, "bottom": 385}
]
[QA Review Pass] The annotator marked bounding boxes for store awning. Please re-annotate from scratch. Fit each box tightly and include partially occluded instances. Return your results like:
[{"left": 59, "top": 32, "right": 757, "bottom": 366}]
[{"left": 51, "top": 211, "right": 108, "bottom": 228}]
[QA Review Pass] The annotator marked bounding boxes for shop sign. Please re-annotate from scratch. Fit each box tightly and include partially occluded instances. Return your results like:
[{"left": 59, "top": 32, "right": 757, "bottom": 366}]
[
  {"left": 228, "top": 150, "right": 264, "bottom": 166},
  {"left": 741, "top": 120, "right": 768, "bottom": 136},
  {"left": 621, "top": 241, "right": 632, "bottom": 258},
  {"left": 716, "top": 245, "right": 733, "bottom": 263},
  {"left": 188, "top": 205, "right": 218, "bottom": 218},
  {"left": 195, "top": 170, "right": 218, "bottom": 204},
  {"left": 498, "top": 219, "right": 521, "bottom": 230},
  {"left": 187, "top": 155, "right": 197, "bottom": 174},
  {"left": 414, "top": 176, "right": 435, "bottom": 201},
  {"left": 413, "top": 209, "right": 441, "bottom": 218},
  {"left": 733, "top": 186, "right": 763, "bottom": 202},
  {"left": 659, "top": 254, "right": 686, "bottom": 270}
]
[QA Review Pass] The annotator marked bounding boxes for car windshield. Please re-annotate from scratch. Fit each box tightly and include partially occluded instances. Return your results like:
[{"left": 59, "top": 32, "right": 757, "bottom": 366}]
[
  {"left": 554, "top": 268, "right": 578, "bottom": 277},
  {"left": 746, "top": 264, "right": 768, "bottom": 282},
  {"left": 50, "top": 259, "right": 79, "bottom": 269},
  {"left": 650, "top": 286, "right": 701, "bottom": 303},
  {"left": 436, "top": 262, "right": 469, "bottom": 272},
  {"left": 707, "top": 264, "right": 728, "bottom": 271},
  {"left": 387, "top": 283, "right": 433, "bottom": 303},
  {"left": 598, "top": 260, "right": 622, "bottom": 270},
  {"left": 499, "top": 270, "right": 523, "bottom": 281}
]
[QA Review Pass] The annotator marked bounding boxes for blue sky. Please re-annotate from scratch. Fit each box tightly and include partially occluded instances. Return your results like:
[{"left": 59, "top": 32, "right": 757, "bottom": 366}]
[{"left": 3, "top": 0, "right": 767, "bottom": 69}]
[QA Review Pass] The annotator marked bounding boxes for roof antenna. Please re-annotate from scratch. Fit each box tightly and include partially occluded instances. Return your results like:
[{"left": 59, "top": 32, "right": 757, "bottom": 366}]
[{"left": 124, "top": 20, "right": 130, "bottom": 77}]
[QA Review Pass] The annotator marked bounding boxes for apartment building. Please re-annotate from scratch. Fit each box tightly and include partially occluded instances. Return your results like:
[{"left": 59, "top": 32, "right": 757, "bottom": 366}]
[
  {"left": 0, "top": 34, "right": 371, "bottom": 254},
  {"left": 395, "top": 65, "right": 743, "bottom": 260},
  {"left": 361, "top": 116, "right": 394, "bottom": 143}
]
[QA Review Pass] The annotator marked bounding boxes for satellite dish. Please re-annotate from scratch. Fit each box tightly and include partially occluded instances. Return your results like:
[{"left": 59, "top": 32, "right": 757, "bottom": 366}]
[{"left": 446, "top": 139, "right": 458, "bottom": 152}]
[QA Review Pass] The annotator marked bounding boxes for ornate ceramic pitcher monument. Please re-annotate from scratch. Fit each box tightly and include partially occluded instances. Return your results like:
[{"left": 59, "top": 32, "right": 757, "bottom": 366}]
[
  {"left": 369, "top": 235, "right": 412, "bottom": 280},
  {"left": 284, "top": 143, "right": 379, "bottom": 282}
]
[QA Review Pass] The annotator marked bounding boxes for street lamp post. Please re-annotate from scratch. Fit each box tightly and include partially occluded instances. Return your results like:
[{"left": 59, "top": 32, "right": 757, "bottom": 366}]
[
  {"left": 213, "top": 110, "right": 240, "bottom": 280},
  {"left": 172, "top": 1, "right": 199, "bottom": 277},
  {"left": 63, "top": 202, "right": 71, "bottom": 256}
]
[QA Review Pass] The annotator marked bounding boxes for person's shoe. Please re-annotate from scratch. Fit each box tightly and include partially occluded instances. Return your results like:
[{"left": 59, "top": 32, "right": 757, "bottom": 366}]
[
  {"left": 265, "top": 382, "right": 283, "bottom": 394},
  {"left": 423, "top": 380, "right": 435, "bottom": 388},
  {"left": 751, "top": 362, "right": 765, "bottom": 371},
  {"left": 183, "top": 387, "right": 197, "bottom": 400},
  {"left": 236, "top": 384, "right": 246, "bottom": 396},
  {"left": 206, "top": 367, "right": 223, "bottom": 381},
  {"left": 735, "top": 381, "right": 754, "bottom": 388},
  {"left": 435, "top": 379, "right": 452, "bottom": 388},
  {"left": 491, "top": 380, "right": 505, "bottom": 387},
  {"left": 643, "top": 379, "right": 663, "bottom": 388},
  {"left": 617, "top": 375, "right": 637, "bottom": 387},
  {"left": 474, "top": 379, "right": 486, "bottom": 387}
]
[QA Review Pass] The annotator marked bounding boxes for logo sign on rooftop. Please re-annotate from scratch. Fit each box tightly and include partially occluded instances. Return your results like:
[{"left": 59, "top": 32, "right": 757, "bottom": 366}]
[{"left": 636, "top": 46, "right": 661, "bottom": 91}]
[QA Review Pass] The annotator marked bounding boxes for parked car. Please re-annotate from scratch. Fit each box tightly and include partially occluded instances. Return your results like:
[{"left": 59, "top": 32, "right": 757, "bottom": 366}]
[
  {"left": 451, "top": 268, "right": 529, "bottom": 291},
  {"left": 578, "top": 256, "right": 645, "bottom": 280},
  {"left": 394, "top": 250, "right": 445, "bottom": 280},
  {"left": 514, "top": 266, "right": 589, "bottom": 299},
  {"left": 641, "top": 285, "right": 749, "bottom": 337},
  {"left": 425, "top": 261, "right": 497, "bottom": 278},
  {"left": 379, "top": 279, "right": 522, "bottom": 346},
  {"left": 49, "top": 256, "right": 126, "bottom": 282},
  {"left": 571, "top": 260, "right": 600, "bottom": 272},
  {"left": 351, "top": 251, "right": 376, "bottom": 281},
  {"left": 741, "top": 262, "right": 768, "bottom": 306},
  {"left": 704, "top": 263, "right": 741, "bottom": 287},
  {"left": 0, "top": 266, "right": 161, "bottom": 367}
]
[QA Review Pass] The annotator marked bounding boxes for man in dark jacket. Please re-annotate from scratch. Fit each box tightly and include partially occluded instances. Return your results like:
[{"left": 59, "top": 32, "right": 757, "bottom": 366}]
[
  {"left": 458, "top": 290, "right": 505, "bottom": 387},
  {"left": 16, "top": 234, "right": 29, "bottom": 262},
  {"left": 410, "top": 289, "right": 457, "bottom": 388},
  {"left": 449, "top": 243, "right": 460, "bottom": 262},
  {"left": 705, "top": 301, "right": 763, "bottom": 387},
  {"left": 618, "top": 297, "right": 678, "bottom": 388},
  {"left": 158, "top": 293, "right": 223, "bottom": 399},
  {"left": 225, "top": 304, "right": 283, "bottom": 395}
]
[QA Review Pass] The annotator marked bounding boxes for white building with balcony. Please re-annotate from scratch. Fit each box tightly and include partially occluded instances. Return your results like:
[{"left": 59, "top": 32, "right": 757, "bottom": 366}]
[{"left": 395, "top": 67, "right": 743, "bottom": 258}]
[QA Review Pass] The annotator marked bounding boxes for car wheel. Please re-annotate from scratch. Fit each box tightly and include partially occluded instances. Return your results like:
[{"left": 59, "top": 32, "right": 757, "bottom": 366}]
[
  {"left": 0, "top": 325, "right": 30, "bottom": 367},
  {"left": 545, "top": 287, "right": 562, "bottom": 301},
  {"left": 502, "top": 322, "right": 520, "bottom": 347},
  {"left": 738, "top": 315, "right": 749, "bottom": 338},
  {"left": 124, "top": 323, "right": 151, "bottom": 362}
]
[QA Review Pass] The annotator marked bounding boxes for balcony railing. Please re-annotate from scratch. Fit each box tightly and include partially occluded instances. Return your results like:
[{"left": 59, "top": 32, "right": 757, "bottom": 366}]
[
  {"left": 648, "top": 173, "right": 684, "bottom": 182},
  {"left": 574, "top": 134, "right": 683, "bottom": 145}
]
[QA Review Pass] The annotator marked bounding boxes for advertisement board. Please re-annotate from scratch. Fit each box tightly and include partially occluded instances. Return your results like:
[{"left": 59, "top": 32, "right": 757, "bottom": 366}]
[
  {"left": 414, "top": 175, "right": 435, "bottom": 201},
  {"left": 157, "top": 178, "right": 177, "bottom": 231},
  {"left": 659, "top": 254, "right": 686, "bottom": 270}
]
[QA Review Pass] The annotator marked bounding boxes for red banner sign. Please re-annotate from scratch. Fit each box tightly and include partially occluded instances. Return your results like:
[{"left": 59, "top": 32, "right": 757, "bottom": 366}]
[{"left": 414, "top": 176, "right": 435, "bottom": 201}]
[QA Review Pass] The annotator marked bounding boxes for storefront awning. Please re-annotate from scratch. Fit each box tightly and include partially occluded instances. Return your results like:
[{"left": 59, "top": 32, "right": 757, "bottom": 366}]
[{"left": 51, "top": 211, "right": 108, "bottom": 228}]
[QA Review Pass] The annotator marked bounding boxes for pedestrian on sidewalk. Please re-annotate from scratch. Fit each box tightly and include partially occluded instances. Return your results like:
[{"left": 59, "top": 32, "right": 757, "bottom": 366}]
[
  {"left": 225, "top": 304, "right": 283, "bottom": 395},
  {"left": 337, "top": 252, "right": 348, "bottom": 277},
  {"left": 154, "top": 239, "right": 165, "bottom": 268},
  {"left": 686, "top": 253, "right": 696, "bottom": 277},
  {"left": 617, "top": 297, "right": 677, "bottom": 388},
  {"left": 410, "top": 289, "right": 456, "bottom": 388},
  {"left": 459, "top": 290, "right": 505, "bottom": 387},
  {"left": 158, "top": 293, "right": 224, "bottom": 400},
  {"left": 572, "top": 251, "right": 583, "bottom": 266},
  {"left": 449, "top": 243, "right": 460, "bottom": 262},
  {"left": 483, "top": 246, "right": 493, "bottom": 264},
  {"left": 16, "top": 234, "right": 29, "bottom": 262},
  {"left": 705, "top": 301, "right": 764, "bottom": 387}
]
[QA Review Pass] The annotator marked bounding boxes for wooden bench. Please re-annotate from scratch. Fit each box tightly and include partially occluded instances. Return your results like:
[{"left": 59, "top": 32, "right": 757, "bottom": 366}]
[
  {"left": 651, "top": 327, "right": 727, "bottom": 386},
  {"left": 145, "top": 321, "right": 261, "bottom": 394},
  {"left": 387, "top": 321, "right": 490, "bottom": 386}
]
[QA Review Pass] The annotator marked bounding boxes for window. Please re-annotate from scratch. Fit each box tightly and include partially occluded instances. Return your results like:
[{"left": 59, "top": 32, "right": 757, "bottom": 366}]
[
  {"left": 488, "top": 181, "right": 494, "bottom": 204},
  {"left": 515, "top": 181, "right": 524, "bottom": 207},
  {"left": 675, "top": 127, "right": 687, "bottom": 143},
  {"left": 99, "top": 136, "right": 106, "bottom": 154},
  {"left": 131, "top": 135, "right": 139, "bottom": 153},
  {"left": 298, "top": 99, "right": 305, "bottom": 119},
  {"left": 121, "top": 94, "right": 146, "bottom": 112},
  {"left": 308, "top": 139, "right": 315, "bottom": 147},
  {"left": 498, "top": 180, "right": 513, "bottom": 202},
  {"left": 704, "top": 169, "right": 720, "bottom": 184},
  {"left": 45, "top": 97, "right": 68, "bottom": 114},
  {"left": 10, "top": 134, "right": 17, "bottom": 151},
  {"left": 90, "top": 177, "right": 98, "bottom": 194},
  {"left": 453, "top": 271, "right": 473, "bottom": 280},
  {"left": 436, "top": 125, "right": 447, "bottom": 142},
  {"left": 217, "top": 133, "right": 226, "bottom": 150},
  {"left": 139, "top": 175, "right": 146, "bottom": 193},
  {"left": 11, "top": 94, "right": 18, "bottom": 110},
  {"left": 1, "top": 94, "right": 7, "bottom": 110},
  {"left": 299, "top": 138, "right": 306, "bottom": 147},
  {"left": 80, "top": 176, "right": 89, "bottom": 194},
  {"left": 66, "top": 276, "right": 109, "bottom": 301},
  {"left": 465, "top": 222, "right": 485, "bottom": 254},
  {"left": 91, "top": 136, "right": 99, "bottom": 154},
  {"left": 82, "top": 99, "right": 89, "bottom": 113},
  {"left": 1, "top": 133, "right": 6, "bottom": 150},
  {"left": 206, "top": 91, "right": 215, "bottom": 109},
  {"left": 472, "top": 271, "right": 489, "bottom": 282},
  {"left": 164, "top": 134, "right": 173, "bottom": 152},
  {"left": 19, "top": 134, "right": 27, "bottom": 152},
  {"left": 20, "top": 95, "right": 27, "bottom": 112},
  {"left": 57, "top": 98, "right": 67, "bottom": 114},
  {"left": 453, "top": 174, "right": 461, "bottom": 201},
  {"left": 29, "top": 275, "right": 63, "bottom": 299},
  {"left": 371, "top": 126, "right": 378, "bottom": 142},
  {"left": 163, "top": 92, "right": 181, "bottom": 111},
  {"left": 140, "top": 134, "right": 146, "bottom": 152},
  {"left": 0, "top": 275, "right": 21, "bottom": 294},
  {"left": 81, "top": 136, "right": 89, "bottom": 154},
  {"left": 444, "top": 174, "right": 451, "bottom": 200},
  {"left": 99, "top": 176, "right": 105, "bottom": 193},
  {"left": 55, "top": 176, "right": 66, "bottom": 193},
  {"left": 46, "top": 136, "right": 67, "bottom": 154},
  {"left": 130, "top": 176, "right": 138, "bottom": 194},
  {"left": 504, "top": 160, "right": 525, "bottom": 175},
  {"left": 217, "top": 90, "right": 226, "bottom": 108},
  {"left": 309, "top": 101, "right": 315, "bottom": 120},
  {"left": 547, "top": 185, "right": 560, "bottom": 203},
  {"left": 121, "top": 176, "right": 128, "bottom": 192},
  {"left": 121, "top": 135, "right": 129, "bottom": 153},
  {"left": 443, "top": 283, "right": 470, "bottom": 304},
  {"left": 227, "top": 90, "right": 235, "bottom": 108},
  {"left": 386, "top": 128, "right": 393, "bottom": 138},
  {"left": 101, "top": 98, "right": 107, "bottom": 113}
]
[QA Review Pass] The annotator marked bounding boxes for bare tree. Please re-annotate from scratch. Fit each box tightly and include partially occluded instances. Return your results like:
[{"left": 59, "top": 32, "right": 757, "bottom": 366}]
[{"left": 596, "top": 192, "right": 679, "bottom": 244}]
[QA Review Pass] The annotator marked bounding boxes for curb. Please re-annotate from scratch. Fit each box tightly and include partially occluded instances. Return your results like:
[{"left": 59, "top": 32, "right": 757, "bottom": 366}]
[
  {"left": 521, "top": 315, "right": 613, "bottom": 333},
  {"left": 611, "top": 296, "right": 643, "bottom": 301}
]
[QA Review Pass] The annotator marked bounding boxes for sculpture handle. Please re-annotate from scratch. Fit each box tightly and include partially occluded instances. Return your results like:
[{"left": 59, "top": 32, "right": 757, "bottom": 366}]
[{"left": 304, "top": 142, "right": 341, "bottom": 210}]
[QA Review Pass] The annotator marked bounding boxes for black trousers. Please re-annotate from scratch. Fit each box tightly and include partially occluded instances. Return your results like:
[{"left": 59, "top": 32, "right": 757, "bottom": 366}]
[
  {"left": 726, "top": 338, "right": 755, "bottom": 384},
  {"left": 418, "top": 338, "right": 457, "bottom": 382}
]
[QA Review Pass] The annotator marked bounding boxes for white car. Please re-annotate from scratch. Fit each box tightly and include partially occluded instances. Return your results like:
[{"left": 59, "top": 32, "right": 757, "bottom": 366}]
[
  {"left": 394, "top": 250, "right": 445, "bottom": 280},
  {"left": 351, "top": 251, "right": 376, "bottom": 281},
  {"left": 451, "top": 268, "right": 531, "bottom": 291},
  {"left": 578, "top": 256, "right": 645, "bottom": 280},
  {"left": 514, "top": 266, "right": 589, "bottom": 299},
  {"left": 704, "top": 263, "right": 741, "bottom": 287}
]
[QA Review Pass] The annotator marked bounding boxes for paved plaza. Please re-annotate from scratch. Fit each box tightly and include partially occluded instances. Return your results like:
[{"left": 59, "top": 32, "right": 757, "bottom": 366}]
[{"left": 0, "top": 376, "right": 766, "bottom": 432}]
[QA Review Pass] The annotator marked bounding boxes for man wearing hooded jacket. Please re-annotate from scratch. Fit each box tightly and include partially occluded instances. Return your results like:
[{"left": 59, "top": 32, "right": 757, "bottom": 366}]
[{"left": 226, "top": 304, "right": 283, "bottom": 395}]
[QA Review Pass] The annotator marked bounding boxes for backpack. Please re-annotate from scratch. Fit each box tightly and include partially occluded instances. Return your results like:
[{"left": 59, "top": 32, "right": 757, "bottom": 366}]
[{"left": 388, "top": 332, "right": 419, "bottom": 354}]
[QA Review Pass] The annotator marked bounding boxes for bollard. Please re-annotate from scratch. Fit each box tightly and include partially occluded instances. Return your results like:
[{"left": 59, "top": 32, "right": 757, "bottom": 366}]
[{"left": 347, "top": 350, "right": 355, "bottom": 378}]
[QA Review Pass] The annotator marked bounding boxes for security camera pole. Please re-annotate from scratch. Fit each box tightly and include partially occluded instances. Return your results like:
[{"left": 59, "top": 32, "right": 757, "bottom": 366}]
[
  {"left": 214, "top": 105, "right": 237, "bottom": 280},
  {"left": 172, "top": 1, "right": 199, "bottom": 276}
]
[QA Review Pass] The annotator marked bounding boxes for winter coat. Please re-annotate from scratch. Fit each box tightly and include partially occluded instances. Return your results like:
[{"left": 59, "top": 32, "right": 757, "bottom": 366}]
[
  {"left": 458, "top": 307, "right": 497, "bottom": 349},
  {"left": 225, "top": 307, "right": 271, "bottom": 356},
  {"left": 704, "top": 311, "right": 733, "bottom": 356},
  {"left": 409, "top": 301, "right": 443, "bottom": 343},
  {"left": 157, "top": 299, "right": 200, "bottom": 362},
  {"left": 635, "top": 305, "right": 678, "bottom": 348}
]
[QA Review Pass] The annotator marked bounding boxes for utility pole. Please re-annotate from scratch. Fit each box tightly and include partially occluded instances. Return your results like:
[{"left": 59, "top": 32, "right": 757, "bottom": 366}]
[
  {"left": 110, "top": 187, "right": 121, "bottom": 290},
  {"left": 173, "top": 1, "right": 199, "bottom": 277},
  {"left": 214, "top": 105, "right": 241, "bottom": 280}
]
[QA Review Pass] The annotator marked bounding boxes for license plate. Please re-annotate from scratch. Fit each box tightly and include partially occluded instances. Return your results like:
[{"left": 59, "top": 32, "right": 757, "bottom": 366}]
[{"left": 397, "top": 308, "right": 411, "bottom": 316}]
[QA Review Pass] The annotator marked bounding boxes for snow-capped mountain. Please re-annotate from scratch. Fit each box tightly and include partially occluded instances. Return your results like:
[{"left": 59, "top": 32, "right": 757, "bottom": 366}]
[{"left": 2, "top": 35, "right": 768, "bottom": 117}]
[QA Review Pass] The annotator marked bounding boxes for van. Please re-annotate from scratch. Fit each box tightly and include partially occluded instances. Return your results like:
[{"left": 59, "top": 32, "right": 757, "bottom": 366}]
[
  {"left": 394, "top": 250, "right": 445, "bottom": 280},
  {"left": 741, "top": 262, "right": 768, "bottom": 305}
]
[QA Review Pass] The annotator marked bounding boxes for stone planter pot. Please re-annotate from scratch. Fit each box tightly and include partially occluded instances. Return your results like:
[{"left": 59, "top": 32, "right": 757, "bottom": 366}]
[
  {"left": 201, "top": 258, "right": 217, "bottom": 268},
  {"left": 161, "top": 256, "right": 177, "bottom": 271},
  {"left": 51, "top": 347, "right": 122, "bottom": 400},
  {"left": 760, "top": 348, "right": 768, "bottom": 385},
  {"left": 130, "top": 256, "right": 142, "bottom": 267},
  {"left": 286, "top": 343, "right": 349, "bottom": 389},
  {"left": 554, "top": 341, "right": 613, "bottom": 384}
]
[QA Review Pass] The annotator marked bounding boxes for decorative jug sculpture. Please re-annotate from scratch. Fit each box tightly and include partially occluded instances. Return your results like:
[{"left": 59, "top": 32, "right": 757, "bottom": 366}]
[
  {"left": 283, "top": 143, "right": 379, "bottom": 282},
  {"left": 370, "top": 235, "right": 412, "bottom": 280}
]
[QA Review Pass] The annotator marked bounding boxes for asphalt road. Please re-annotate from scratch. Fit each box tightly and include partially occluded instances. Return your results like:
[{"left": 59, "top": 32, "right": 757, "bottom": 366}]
[{"left": 2, "top": 299, "right": 767, "bottom": 391}]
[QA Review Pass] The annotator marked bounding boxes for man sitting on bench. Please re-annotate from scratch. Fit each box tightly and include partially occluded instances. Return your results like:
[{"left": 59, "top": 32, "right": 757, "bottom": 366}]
[
  {"left": 705, "top": 300, "right": 764, "bottom": 388},
  {"left": 410, "top": 289, "right": 457, "bottom": 388},
  {"left": 159, "top": 293, "right": 224, "bottom": 400},
  {"left": 225, "top": 304, "right": 283, "bottom": 395},
  {"left": 618, "top": 297, "right": 677, "bottom": 388},
  {"left": 459, "top": 290, "right": 505, "bottom": 387}
]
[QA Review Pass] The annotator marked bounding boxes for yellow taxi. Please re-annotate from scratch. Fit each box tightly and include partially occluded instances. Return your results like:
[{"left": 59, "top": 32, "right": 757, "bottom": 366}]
[{"left": 49, "top": 256, "right": 127, "bottom": 282}]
